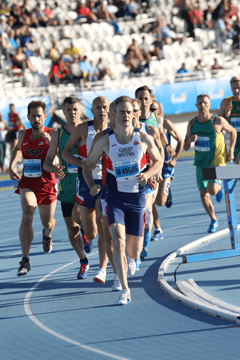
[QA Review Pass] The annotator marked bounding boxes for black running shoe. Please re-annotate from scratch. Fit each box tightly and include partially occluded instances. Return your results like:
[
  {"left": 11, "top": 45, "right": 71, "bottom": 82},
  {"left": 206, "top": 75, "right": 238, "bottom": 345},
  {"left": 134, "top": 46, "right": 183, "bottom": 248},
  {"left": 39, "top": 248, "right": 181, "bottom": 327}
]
[
  {"left": 17, "top": 258, "right": 31, "bottom": 276},
  {"left": 42, "top": 229, "right": 53, "bottom": 253}
]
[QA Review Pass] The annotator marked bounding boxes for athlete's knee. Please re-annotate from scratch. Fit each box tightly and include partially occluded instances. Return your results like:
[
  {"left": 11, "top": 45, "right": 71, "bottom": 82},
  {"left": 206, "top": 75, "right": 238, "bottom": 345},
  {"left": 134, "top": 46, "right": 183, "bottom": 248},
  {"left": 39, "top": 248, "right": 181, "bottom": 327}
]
[
  {"left": 127, "top": 247, "right": 139, "bottom": 260},
  {"left": 21, "top": 212, "right": 34, "bottom": 227},
  {"left": 67, "top": 225, "right": 80, "bottom": 240},
  {"left": 42, "top": 217, "right": 56, "bottom": 230},
  {"left": 113, "top": 237, "right": 125, "bottom": 253}
]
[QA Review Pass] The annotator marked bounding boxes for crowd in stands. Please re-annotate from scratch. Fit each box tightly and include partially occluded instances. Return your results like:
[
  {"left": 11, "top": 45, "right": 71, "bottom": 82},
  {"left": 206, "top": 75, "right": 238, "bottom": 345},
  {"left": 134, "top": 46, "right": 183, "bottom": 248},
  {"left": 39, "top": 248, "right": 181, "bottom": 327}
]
[{"left": 0, "top": 0, "right": 240, "bottom": 88}]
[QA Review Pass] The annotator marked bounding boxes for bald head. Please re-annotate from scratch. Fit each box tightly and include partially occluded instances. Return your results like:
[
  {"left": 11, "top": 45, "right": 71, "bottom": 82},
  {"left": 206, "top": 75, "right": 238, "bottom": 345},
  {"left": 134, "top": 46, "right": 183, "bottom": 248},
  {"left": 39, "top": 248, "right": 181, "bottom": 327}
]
[{"left": 91, "top": 96, "right": 110, "bottom": 122}]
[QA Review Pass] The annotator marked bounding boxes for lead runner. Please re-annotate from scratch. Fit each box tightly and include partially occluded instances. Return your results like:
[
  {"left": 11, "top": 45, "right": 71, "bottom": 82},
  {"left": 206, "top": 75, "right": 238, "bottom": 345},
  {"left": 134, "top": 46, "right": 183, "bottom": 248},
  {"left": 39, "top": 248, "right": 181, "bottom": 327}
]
[{"left": 82, "top": 96, "right": 161, "bottom": 305}]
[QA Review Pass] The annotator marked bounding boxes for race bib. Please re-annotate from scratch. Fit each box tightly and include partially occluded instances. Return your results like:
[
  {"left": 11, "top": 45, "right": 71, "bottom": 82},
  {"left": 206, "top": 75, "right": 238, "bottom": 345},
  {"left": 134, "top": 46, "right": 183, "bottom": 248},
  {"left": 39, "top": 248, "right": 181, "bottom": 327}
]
[
  {"left": 23, "top": 159, "right": 42, "bottom": 177},
  {"left": 230, "top": 117, "right": 240, "bottom": 132},
  {"left": 195, "top": 137, "right": 210, "bottom": 152},
  {"left": 67, "top": 154, "right": 80, "bottom": 173},
  {"left": 114, "top": 160, "right": 140, "bottom": 182},
  {"left": 8, "top": 122, "right": 14, "bottom": 129}
]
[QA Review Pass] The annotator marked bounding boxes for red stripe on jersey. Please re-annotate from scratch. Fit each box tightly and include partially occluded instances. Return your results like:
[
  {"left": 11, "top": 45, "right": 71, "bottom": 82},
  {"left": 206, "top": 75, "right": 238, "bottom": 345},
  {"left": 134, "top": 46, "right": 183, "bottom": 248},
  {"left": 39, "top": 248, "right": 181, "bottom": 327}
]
[
  {"left": 77, "top": 144, "right": 88, "bottom": 159},
  {"left": 140, "top": 153, "right": 148, "bottom": 169},
  {"left": 106, "top": 156, "right": 113, "bottom": 171}
]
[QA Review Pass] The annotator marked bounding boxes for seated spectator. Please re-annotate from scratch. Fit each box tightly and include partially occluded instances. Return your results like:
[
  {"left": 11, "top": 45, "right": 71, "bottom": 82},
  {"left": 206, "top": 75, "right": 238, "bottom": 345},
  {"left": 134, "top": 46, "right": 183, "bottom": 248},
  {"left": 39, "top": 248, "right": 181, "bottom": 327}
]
[
  {"left": 79, "top": 55, "right": 92, "bottom": 82},
  {"left": 211, "top": 58, "right": 224, "bottom": 74},
  {"left": 151, "top": 17, "right": 184, "bottom": 44},
  {"left": 20, "top": 0, "right": 31, "bottom": 18},
  {"left": 32, "top": 3, "right": 49, "bottom": 27},
  {"left": 194, "top": 58, "right": 205, "bottom": 76},
  {"left": 10, "top": 4, "right": 23, "bottom": 30},
  {"left": 62, "top": 40, "right": 81, "bottom": 59},
  {"left": 47, "top": 40, "right": 59, "bottom": 61},
  {"left": 0, "top": 15, "right": 7, "bottom": 34},
  {"left": 140, "top": 36, "right": 161, "bottom": 61},
  {"left": 0, "top": 32, "right": 14, "bottom": 57},
  {"left": 7, "top": 29, "right": 19, "bottom": 51},
  {"left": 187, "top": 4, "right": 204, "bottom": 28},
  {"left": 224, "top": 0, "right": 238, "bottom": 26},
  {"left": 19, "top": 26, "right": 35, "bottom": 48},
  {"left": 204, "top": 4, "right": 215, "bottom": 29},
  {"left": 51, "top": 2, "right": 64, "bottom": 26},
  {"left": 127, "top": 38, "right": 145, "bottom": 62},
  {"left": 214, "top": 14, "right": 229, "bottom": 47},
  {"left": 88, "top": 60, "right": 99, "bottom": 82},
  {"left": 127, "top": 0, "right": 139, "bottom": 18},
  {"left": 49, "top": 56, "right": 70, "bottom": 84},
  {"left": 44, "top": 2, "right": 54, "bottom": 20},
  {"left": 176, "top": 62, "right": 189, "bottom": 74},
  {"left": 96, "top": 57, "right": 114, "bottom": 80},
  {"left": 12, "top": 46, "right": 34, "bottom": 72},
  {"left": 76, "top": 0, "right": 98, "bottom": 23},
  {"left": 70, "top": 55, "right": 83, "bottom": 83},
  {"left": 124, "top": 50, "right": 148, "bottom": 76},
  {"left": 232, "top": 14, "right": 240, "bottom": 52},
  {"left": 97, "top": 3, "right": 115, "bottom": 21}
]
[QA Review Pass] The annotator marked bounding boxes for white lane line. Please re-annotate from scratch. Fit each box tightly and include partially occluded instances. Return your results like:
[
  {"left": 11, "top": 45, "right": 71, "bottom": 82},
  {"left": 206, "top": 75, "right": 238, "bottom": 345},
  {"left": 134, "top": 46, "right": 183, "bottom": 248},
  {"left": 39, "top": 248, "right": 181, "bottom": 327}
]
[{"left": 24, "top": 256, "right": 131, "bottom": 360}]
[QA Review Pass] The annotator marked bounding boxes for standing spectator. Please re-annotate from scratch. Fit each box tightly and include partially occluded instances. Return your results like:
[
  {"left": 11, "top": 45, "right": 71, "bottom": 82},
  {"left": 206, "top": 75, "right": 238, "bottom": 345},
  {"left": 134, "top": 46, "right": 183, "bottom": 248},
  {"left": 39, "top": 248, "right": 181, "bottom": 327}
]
[
  {"left": 0, "top": 113, "right": 8, "bottom": 173},
  {"left": 6, "top": 104, "right": 26, "bottom": 151}
]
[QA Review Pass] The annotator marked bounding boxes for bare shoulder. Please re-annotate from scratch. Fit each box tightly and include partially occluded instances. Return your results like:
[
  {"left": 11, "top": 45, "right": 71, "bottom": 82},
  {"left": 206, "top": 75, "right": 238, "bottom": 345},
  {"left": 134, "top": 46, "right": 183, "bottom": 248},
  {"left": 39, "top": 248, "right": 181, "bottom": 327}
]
[
  {"left": 155, "top": 114, "right": 163, "bottom": 127},
  {"left": 48, "top": 128, "right": 57, "bottom": 136},
  {"left": 214, "top": 115, "right": 226, "bottom": 125}
]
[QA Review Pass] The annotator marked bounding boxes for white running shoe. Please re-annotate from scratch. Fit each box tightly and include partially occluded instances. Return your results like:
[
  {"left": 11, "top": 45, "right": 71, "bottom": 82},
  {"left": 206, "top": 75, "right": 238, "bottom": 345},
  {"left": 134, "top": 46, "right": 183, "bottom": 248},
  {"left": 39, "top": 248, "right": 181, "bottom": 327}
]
[
  {"left": 151, "top": 229, "right": 163, "bottom": 241},
  {"left": 93, "top": 268, "right": 106, "bottom": 284},
  {"left": 111, "top": 274, "right": 122, "bottom": 291},
  {"left": 127, "top": 255, "right": 136, "bottom": 276},
  {"left": 116, "top": 289, "right": 131, "bottom": 305}
]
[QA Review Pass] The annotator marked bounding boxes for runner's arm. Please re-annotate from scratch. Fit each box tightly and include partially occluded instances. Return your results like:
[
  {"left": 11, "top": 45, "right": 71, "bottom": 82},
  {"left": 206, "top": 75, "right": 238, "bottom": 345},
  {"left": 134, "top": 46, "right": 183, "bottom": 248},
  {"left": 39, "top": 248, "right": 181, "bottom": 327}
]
[
  {"left": 156, "top": 115, "right": 175, "bottom": 157},
  {"left": 62, "top": 125, "right": 84, "bottom": 168},
  {"left": 139, "top": 132, "right": 162, "bottom": 185},
  {"left": 164, "top": 119, "right": 184, "bottom": 167},
  {"left": 9, "top": 130, "right": 25, "bottom": 180},
  {"left": 215, "top": 116, "right": 236, "bottom": 162},
  {"left": 43, "top": 130, "right": 65, "bottom": 179},
  {"left": 17, "top": 114, "right": 26, "bottom": 130},
  {"left": 184, "top": 121, "right": 197, "bottom": 151},
  {"left": 83, "top": 135, "right": 108, "bottom": 195}
]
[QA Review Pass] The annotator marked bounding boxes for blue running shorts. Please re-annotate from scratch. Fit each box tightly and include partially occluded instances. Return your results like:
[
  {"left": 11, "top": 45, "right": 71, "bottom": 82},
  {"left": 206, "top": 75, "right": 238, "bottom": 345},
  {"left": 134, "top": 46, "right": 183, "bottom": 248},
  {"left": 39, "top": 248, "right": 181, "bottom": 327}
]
[{"left": 76, "top": 177, "right": 102, "bottom": 209}]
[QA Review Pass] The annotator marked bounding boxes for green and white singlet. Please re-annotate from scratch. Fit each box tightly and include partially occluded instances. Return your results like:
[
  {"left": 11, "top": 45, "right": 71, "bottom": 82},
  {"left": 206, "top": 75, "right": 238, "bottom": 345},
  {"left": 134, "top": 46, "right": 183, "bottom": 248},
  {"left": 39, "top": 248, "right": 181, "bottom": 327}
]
[
  {"left": 225, "top": 96, "right": 240, "bottom": 160},
  {"left": 139, "top": 112, "right": 158, "bottom": 129}
]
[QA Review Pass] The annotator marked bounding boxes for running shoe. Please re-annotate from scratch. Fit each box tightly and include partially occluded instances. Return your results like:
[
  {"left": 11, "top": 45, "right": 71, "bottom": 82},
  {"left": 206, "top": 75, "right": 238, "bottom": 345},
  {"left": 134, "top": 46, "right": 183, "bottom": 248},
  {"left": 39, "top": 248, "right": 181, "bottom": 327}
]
[
  {"left": 140, "top": 247, "right": 148, "bottom": 259},
  {"left": 208, "top": 219, "right": 219, "bottom": 233},
  {"left": 111, "top": 274, "right": 122, "bottom": 291},
  {"left": 127, "top": 255, "right": 136, "bottom": 276},
  {"left": 42, "top": 229, "right": 53, "bottom": 254},
  {"left": 135, "top": 257, "right": 141, "bottom": 271},
  {"left": 80, "top": 228, "right": 94, "bottom": 253},
  {"left": 216, "top": 184, "right": 224, "bottom": 203},
  {"left": 17, "top": 258, "right": 31, "bottom": 276},
  {"left": 116, "top": 289, "right": 131, "bottom": 305},
  {"left": 77, "top": 262, "right": 89, "bottom": 279},
  {"left": 151, "top": 229, "right": 163, "bottom": 241},
  {"left": 165, "top": 188, "right": 173, "bottom": 208},
  {"left": 93, "top": 268, "right": 106, "bottom": 284}
]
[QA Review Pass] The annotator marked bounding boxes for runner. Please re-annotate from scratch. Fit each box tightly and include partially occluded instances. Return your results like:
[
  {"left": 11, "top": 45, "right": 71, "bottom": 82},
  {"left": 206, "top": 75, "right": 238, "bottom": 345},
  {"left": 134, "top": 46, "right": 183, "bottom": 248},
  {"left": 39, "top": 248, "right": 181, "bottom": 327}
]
[
  {"left": 6, "top": 103, "right": 26, "bottom": 151},
  {"left": 152, "top": 108, "right": 184, "bottom": 239},
  {"left": 86, "top": 102, "right": 121, "bottom": 290},
  {"left": 219, "top": 76, "right": 240, "bottom": 164},
  {"left": 132, "top": 98, "right": 163, "bottom": 260},
  {"left": 9, "top": 101, "right": 57, "bottom": 276},
  {"left": 82, "top": 96, "right": 161, "bottom": 305},
  {"left": 44, "top": 96, "right": 89, "bottom": 279},
  {"left": 184, "top": 94, "right": 236, "bottom": 233},
  {"left": 62, "top": 96, "right": 109, "bottom": 281}
]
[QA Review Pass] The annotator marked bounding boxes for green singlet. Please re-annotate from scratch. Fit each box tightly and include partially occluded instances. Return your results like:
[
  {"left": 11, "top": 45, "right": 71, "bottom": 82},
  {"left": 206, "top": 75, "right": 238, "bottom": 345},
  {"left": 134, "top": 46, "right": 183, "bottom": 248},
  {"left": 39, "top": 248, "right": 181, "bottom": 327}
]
[
  {"left": 139, "top": 112, "right": 158, "bottom": 129},
  {"left": 191, "top": 115, "right": 226, "bottom": 191},
  {"left": 57, "top": 127, "right": 78, "bottom": 204},
  {"left": 227, "top": 97, "right": 240, "bottom": 160}
]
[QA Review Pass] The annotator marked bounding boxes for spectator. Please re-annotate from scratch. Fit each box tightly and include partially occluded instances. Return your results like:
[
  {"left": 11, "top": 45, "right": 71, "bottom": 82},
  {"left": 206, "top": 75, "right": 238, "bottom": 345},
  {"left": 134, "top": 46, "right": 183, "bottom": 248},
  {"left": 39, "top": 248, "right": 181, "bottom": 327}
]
[
  {"left": 0, "top": 32, "right": 15, "bottom": 58},
  {"left": 194, "top": 58, "right": 205, "bottom": 76},
  {"left": 51, "top": 2, "right": 64, "bottom": 26},
  {"left": 79, "top": 55, "right": 91, "bottom": 82},
  {"left": 204, "top": 4, "right": 215, "bottom": 29},
  {"left": 10, "top": 4, "right": 23, "bottom": 30},
  {"left": 0, "top": 113, "right": 8, "bottom": 173},
  {"left": 32, "top": 2, "right": 49, "bottom": 27},
  {"left": 214, "top": 14, "right": 229, "bottom": 47},
  {"left": 140, "top": 36, "right": 161, "bottom": 61},
  {"left": 76, "top": 0, "right": 98, "bottom": 23},
  {"left": 96, "top": 57, "right": 114, "bottom": 80},
  {"left": 127, "top": 0, "right": 139, "bottom": 18},
  {"left": 7, "top": 28, "right": 19, "bottom": 51},
  {"left": 187, "top": 4, "right": 204, "bottom": 28},
  {"left": 49, "top": 56, "right": 70, "bottom": 84},
  {"left": 47, "top": 40, "right": 59, "bottom": 61},
  {"left": 125, "top": 50, "right": 147, "bottom": 76},
  {"left": 62, "top": 40, "right": 81, "bottom": 59},
  {"left": 69, "top": 55, "right": 83, "bottom": 83},
  {"left": 126, "top": 39, "right": 150, "bottom": 75},
  {"left": 176, "top": 62, "right": 189, "bottom": 74},
  {"left": 211, "top": 57, "right": 224, "bottom": 74},
  {"left": 232, "top": 14, "right": 240, "bottom": 52},
  {"left": 0, "top": 15, "right": 7, "bottom": 33},
  {"left": 97, "top": 3, "right": 115, "bottom": 21},
  {"left": 88, "top": 60, "right": 99, "bottom": 82},
  {"left": 44, "top": 2, "right": 54, "bottom": 20},
  {"left": 60, "top": 26, "right": 71, "bottom": 39},
  {"left": 12, "top": 46, "right": 34, "bottom": 72}
]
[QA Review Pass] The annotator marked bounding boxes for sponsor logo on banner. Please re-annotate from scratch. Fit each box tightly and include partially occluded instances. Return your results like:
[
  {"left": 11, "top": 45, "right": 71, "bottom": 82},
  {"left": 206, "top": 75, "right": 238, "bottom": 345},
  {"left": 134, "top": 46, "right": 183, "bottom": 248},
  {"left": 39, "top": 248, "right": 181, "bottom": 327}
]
[{"left": 170, "top": 93, "right": 186, "bottom": 104}]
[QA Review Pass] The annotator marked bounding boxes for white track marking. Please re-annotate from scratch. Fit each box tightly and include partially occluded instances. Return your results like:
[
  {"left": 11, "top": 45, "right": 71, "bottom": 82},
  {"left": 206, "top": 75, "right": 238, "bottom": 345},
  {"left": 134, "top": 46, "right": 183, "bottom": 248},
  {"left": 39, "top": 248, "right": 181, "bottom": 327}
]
[{"left": 24, "top": 257, "right": 131, "bottom": 360}]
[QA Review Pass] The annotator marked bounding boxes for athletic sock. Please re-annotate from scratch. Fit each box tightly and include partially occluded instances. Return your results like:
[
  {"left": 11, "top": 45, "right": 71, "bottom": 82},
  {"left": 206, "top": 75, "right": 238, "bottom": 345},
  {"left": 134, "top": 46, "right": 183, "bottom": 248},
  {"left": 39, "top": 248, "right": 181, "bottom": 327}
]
[
  {"left": 156, "top": 228, "right": 163, "bottom": 233},
  {"left": 80, "top": 257, "right": 88, "bottom": 264},
  {"left": 143, "top": 228, "right": 151, "bottom": 248},
  {"left": 22, "top": 257, "right": 29, "bottom": 262}
]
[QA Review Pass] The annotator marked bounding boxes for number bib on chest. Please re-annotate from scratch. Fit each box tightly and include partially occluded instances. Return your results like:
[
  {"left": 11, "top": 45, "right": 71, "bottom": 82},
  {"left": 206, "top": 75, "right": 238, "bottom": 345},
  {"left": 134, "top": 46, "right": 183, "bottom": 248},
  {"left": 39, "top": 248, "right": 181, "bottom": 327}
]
[
  {"left": 113, "top": 160, "right": 140, "bottom": 193},
  {"left": 195, "top": 137, "right": 210, "bottom": 152},
  {"left": 23, "top": 159, "right": 42, "bottom": 177},
  {"left": 230, "top": 117, "right": 240, "bottom": 132},
  {"left": 8, "top": 122, "right": 15, "bottom": 129}
]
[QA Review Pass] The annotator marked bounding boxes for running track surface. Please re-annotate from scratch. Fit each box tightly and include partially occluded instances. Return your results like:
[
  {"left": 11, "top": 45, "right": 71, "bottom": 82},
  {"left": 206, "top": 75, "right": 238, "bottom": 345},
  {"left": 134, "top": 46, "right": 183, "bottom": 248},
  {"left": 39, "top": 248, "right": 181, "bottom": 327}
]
[{"left": 1, "top": 160, "right": 240, "bottom": 360}]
